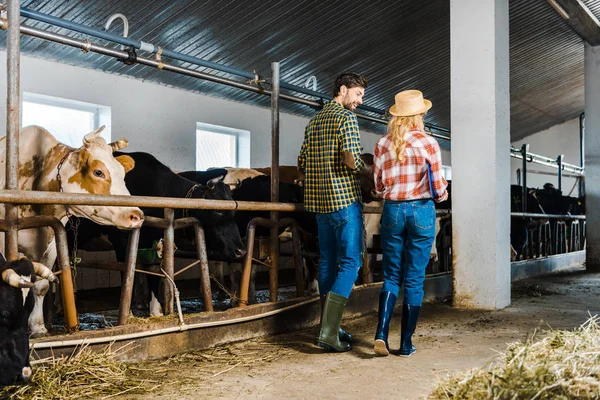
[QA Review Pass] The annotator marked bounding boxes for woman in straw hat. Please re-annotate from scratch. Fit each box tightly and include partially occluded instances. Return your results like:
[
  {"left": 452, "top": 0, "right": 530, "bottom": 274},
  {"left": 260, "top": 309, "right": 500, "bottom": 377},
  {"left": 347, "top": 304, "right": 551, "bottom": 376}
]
[{"left": 372, "top": 90, "right": 448, "bottom": 357}]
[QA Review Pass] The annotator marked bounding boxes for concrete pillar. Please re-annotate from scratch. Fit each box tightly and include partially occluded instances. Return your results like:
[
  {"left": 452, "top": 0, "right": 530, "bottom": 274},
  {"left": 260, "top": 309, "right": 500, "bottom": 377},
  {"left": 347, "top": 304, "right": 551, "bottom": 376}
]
[
  {"left": 585, "top": 44, "right": 600, "bottom": 272},
  {"left": 450, "top": 0, "right": 511, "bottom": 309}
]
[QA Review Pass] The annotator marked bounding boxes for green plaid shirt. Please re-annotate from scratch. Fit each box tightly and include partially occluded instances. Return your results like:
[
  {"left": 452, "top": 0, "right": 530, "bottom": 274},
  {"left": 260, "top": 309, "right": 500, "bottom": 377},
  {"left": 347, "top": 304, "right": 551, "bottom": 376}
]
[{"left": 298, "top": 100, "right": 365, "bottom": 213}]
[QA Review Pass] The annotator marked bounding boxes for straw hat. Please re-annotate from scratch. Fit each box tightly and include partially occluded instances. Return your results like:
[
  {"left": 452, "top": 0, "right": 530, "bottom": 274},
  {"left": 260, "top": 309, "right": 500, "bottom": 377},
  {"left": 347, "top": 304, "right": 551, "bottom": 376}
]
[{"left": 388, "top": 90, "right": 432, "bottom": 117}]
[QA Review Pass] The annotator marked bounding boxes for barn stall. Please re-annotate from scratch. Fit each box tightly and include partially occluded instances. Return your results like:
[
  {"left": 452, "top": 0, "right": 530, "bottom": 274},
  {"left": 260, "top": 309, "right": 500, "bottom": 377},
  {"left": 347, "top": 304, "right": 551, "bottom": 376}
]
[{"left": 0, "top": 0, "right": 593, "bottom": 367}]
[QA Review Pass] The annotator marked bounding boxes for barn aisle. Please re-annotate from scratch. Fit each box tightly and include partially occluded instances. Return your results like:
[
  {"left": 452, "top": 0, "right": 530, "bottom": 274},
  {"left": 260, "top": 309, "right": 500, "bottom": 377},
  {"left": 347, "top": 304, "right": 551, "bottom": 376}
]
[{"left": 127, "top": 265, "right": 599, "bottom": 399}]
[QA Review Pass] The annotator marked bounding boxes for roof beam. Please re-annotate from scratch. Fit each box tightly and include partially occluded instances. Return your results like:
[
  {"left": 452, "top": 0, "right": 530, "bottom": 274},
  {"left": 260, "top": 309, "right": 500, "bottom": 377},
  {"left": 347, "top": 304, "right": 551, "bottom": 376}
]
[{"left": 548, "top": 0, "right": 600, "bottom": 45}]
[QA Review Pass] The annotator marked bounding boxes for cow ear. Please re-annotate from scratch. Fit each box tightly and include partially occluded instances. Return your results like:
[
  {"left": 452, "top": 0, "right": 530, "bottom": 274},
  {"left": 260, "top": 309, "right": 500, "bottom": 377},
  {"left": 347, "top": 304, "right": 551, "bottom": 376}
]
[{"left": 115, "top": 155, "right": 135, "bottom": 173}]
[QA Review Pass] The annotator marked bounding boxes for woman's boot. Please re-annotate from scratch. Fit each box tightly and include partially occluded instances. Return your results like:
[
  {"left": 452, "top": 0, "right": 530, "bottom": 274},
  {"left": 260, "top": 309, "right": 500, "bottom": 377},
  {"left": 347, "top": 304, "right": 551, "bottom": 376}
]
[
  {"left": 317, "top": 292, "right": 351, "bottom": 352},
  {"left": 373, "top": 291, "right": 397, "bottom": 356},
  {"left": 399, "top": 304, "right": 421, "bottom": 357}
]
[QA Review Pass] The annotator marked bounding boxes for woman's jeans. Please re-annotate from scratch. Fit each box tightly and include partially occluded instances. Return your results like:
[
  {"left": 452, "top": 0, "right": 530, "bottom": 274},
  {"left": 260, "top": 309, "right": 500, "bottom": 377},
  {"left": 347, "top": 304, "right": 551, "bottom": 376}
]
[
  {"left": 381, "top": 199, "right": 436, "bottom": 306},
  {"left": 315, "top": 202, "right": 364, "bottom": 299}
]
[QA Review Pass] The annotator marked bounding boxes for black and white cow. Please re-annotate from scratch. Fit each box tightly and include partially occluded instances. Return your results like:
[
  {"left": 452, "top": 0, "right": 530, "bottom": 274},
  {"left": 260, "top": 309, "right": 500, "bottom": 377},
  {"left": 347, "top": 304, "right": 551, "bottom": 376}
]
[
  {"left": 0, "top": 254, "right": 56, "bottom": 386},
  {"left": 68, "top": 153, "right": 245, "bottom": 316},
  {"left": 180, "top": 171, "right": 320, "bottom": 303}
]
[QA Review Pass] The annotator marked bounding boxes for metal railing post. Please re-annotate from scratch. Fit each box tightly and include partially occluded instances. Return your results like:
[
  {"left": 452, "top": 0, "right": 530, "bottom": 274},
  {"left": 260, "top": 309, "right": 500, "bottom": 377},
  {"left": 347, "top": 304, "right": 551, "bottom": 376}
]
[
  {"left": 5, "top": 0, "right": 21, "bottom": 261},
  {"left": 557, "top": 154, "right": 564, "bottom": 192},
  {"left": 520, "top": 144, "right": 529, "bottom": 212},
  {"left": 270, "top": 61, "right": 280, "bottom": 303}
]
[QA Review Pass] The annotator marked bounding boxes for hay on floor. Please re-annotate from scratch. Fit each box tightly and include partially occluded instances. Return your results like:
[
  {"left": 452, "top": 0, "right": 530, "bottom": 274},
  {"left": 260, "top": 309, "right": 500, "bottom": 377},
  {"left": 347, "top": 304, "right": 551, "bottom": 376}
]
[
  {"left": 430, "top": 316, "right": 600, "bottom": 400},
  {"left": 1, "top": 343, "right": 160, "bottom": 400}
]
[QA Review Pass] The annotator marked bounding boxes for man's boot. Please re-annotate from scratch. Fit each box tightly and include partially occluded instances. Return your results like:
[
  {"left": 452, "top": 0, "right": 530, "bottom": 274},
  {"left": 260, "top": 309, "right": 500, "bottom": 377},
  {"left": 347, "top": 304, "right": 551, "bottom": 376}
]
[
  {"left": 317, "top": 292, "right": 351, "bottom": 352},
  {"left": 373, "top": 291, "right": 397, "bottom": 356},
  {"left": 399, "top": 304, "right": 421, "bottom": 357},
  {"left": 321, "top": 295, "right": 352, "bottom": 343}
]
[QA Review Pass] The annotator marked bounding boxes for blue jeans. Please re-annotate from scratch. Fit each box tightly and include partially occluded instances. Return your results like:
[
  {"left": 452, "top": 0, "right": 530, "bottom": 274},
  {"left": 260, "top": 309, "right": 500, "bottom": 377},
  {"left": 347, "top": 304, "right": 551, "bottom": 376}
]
[
  {"left": 381, "top": 199, "right": 436, "bottom": 306},
  {"left": 315, "top": 202, "right": 364, "bottom": 299}
]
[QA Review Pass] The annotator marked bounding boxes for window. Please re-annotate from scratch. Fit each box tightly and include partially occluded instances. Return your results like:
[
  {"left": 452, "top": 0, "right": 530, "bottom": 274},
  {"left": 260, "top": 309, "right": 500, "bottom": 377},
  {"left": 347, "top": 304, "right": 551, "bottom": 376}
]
[
  {"left": 442, "top": 165, "right": 452, "bottom": 181},
  {"left": 22, "top": 93, "right": 111, "bottom": 147},
  {"left": 196, "top": 122, "right": 250, "bottom": 170}
]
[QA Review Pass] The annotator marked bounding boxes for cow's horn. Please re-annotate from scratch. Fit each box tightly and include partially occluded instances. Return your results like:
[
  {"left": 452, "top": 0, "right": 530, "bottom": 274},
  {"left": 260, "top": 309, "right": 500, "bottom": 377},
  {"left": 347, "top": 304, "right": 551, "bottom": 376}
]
[
  {"left": 1, "top": 269, "right": 35, "bottom": 288},
  {"left": 207, "top": 175, "right": 224, "bottom": 190},
  {"left": 235, "top": 178, "right": 242, "bottom": 189},
  {"left": 32, "top": 262, "right": 58, "bottom": 283},
  {"left": 109, "top": 138, "right": 129, "bottom": 152},
  {"left": 83, "top": 125, "right": 106, "bottom": 147}
]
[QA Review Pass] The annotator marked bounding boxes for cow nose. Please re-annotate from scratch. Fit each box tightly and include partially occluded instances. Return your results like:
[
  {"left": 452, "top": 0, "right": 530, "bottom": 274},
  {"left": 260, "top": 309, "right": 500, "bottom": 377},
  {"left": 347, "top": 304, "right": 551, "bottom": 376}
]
[
  {"left": 235, "top": 248, "right": 247, "bottom": 259},
  {"left": 128, "top": 210, "right": 144, "bottom": 227}
]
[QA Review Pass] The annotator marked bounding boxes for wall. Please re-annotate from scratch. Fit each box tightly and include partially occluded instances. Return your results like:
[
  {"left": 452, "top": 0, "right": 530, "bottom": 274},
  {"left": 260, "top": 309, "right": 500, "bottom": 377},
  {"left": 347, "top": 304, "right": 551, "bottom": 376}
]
[
  {"left": 0, "top": 52, "right": 385, "bottom": 170},
  {"left": 510, "top": 118, "right": 583, "bottom": 195}
]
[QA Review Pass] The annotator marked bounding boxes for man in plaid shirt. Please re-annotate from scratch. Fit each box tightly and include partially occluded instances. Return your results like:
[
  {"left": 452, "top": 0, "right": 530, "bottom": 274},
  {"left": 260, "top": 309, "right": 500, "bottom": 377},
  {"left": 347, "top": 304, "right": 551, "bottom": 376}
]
[{"left": 298, "top": 72, "right": 368, "bottom": 352}]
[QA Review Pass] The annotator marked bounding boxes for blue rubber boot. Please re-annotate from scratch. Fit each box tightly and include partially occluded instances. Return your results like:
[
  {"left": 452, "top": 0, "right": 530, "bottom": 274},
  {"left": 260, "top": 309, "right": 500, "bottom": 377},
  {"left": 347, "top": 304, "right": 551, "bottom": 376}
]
[
  {"left": 373, "top": 291, "right": 398, "bottom": 356},
  {"left": 399, "top": 304, "right": 421, "bottom": 357}
]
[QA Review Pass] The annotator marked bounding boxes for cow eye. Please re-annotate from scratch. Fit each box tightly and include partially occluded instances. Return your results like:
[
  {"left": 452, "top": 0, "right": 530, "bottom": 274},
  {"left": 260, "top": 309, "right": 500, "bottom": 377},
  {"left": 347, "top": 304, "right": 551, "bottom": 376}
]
[
  {"left": 93, "top": 170, "right": 105, "bottom": 178},
  {"left": 214, "top": 210, "right": 224, "bottom": 217}
]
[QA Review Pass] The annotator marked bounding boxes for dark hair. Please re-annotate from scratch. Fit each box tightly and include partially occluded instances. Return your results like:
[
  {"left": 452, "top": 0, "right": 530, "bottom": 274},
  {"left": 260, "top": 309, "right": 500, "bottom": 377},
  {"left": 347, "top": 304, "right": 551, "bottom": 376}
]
[{"left": 332, "top": 72, "right": 368, "bottom": 97}]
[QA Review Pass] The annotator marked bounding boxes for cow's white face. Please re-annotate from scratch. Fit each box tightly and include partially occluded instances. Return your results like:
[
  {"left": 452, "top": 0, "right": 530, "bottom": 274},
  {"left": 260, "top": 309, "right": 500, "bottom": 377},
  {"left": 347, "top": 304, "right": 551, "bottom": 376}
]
[{"left": 59, "top": 127, "right": 144, "bottom": 229}]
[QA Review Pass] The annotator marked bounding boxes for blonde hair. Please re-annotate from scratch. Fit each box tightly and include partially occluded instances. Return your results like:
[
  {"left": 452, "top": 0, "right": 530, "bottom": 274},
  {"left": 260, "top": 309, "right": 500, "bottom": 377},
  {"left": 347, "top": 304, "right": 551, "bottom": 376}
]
[{"left": 388, "top": 114, "right": 425, "bottom": 162}]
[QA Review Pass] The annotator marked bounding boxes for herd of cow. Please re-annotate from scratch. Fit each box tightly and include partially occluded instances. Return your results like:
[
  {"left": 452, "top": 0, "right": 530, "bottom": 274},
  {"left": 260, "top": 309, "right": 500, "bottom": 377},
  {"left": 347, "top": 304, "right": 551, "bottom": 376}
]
[{"left": 0, "top": 125, "right": 586, "bottom": 385}]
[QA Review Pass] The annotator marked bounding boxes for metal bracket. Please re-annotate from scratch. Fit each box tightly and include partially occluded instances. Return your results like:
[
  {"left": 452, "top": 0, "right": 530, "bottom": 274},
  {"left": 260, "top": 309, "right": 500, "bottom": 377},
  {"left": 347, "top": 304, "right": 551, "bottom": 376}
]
[
  {"left": 247, "top": 70, "right": 265, "bottom": 92},
  {"left": 118, "top": 46, "right": 137, "bottom": 65}
]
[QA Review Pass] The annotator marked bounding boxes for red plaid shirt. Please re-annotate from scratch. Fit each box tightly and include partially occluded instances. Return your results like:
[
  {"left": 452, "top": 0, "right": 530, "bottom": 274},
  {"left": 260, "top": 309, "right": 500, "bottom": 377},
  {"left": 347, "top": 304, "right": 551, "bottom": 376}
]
[{"left": 373, "top": 129, "right": 448, "bottom": 202}]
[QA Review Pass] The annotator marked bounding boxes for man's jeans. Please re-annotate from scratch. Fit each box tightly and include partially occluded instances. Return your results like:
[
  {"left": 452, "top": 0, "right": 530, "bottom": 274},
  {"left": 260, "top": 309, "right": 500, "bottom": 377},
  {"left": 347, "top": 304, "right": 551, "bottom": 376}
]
[
  {"left": 315, "top": 202, "right": 363, "bottom": 299},
  {"left": 381, "top": 199, "right": 436, "bottom": 306}
]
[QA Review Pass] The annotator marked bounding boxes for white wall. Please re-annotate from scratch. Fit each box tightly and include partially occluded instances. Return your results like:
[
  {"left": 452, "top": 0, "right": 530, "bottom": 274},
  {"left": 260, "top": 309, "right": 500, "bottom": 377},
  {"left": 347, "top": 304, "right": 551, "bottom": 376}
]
[
  {"left": 510, "top": 118, "right": 583, "bottom": 195},
  {"left": 0, "top": 52, "right": 386, "bottom": 171}
]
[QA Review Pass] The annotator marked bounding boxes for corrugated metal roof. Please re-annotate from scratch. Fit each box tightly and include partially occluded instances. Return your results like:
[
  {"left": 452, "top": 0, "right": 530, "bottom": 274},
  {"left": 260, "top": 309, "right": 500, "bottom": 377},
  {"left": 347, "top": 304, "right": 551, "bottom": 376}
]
[{"left": 2, "top": 0, "right": 597, "bottom": 142}]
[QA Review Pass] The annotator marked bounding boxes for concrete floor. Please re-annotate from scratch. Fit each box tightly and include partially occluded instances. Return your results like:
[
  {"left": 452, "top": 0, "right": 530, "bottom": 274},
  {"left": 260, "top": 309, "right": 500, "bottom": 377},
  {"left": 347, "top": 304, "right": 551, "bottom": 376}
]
[{"left": 131, "top": 266, "right": 599, "bottom": 399}]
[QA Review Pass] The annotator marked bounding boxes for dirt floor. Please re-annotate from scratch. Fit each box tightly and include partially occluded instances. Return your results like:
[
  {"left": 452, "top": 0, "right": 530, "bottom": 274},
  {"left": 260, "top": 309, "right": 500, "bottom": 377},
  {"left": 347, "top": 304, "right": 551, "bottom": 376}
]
[{"left": 126, "top": 266, "right": 600, "bottom": 400}]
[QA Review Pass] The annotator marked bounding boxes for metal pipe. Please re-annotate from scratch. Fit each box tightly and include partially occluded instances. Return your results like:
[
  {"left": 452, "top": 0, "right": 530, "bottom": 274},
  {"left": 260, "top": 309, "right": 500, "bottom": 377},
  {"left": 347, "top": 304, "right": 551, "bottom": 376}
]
[
  {"left": 14, "top": 11, "right": 451, "bottom": 138},
  {"left": 521, "top": 144, "right": 529, "bottom": 213},
  {"left": 557, "top": 154, "right": 564, "bottom": 192},
  {"left": 517, "top": 168, "right": 521, "bottom": 186},
  {"left": 363, "top": 207, "right": 451, "bottom": 215},
  {"left": 510, "top": 212, "right": 586, "bottom": 220},
  {"left": 18, "top": 7, "right": 451, "bottom": 133},
  {"left": 510, "top": 146, "right": 584, "bottom": 174},
  {"left": 193, "top": 221, "right": 213, "bottom": 312},
  {"left": 117, "top": 228, "right": 140, "bottom": 325},
  {"left": 17, "top": 216, "right": 79, "bottom": 331},
  {"left": 579, "top": 112, "right": 585, "bottom": 198},
  {"left": 32, "top": 296, "right": 321, "bottom": 350},
  {"left": 162, "top": 208, "right": 175, "bottom": 315},
  {"left": 5, "top": 0, "right": 21, "bottom": 261},
  {"left": 0, "top": 190, "right": 304, "bottom": 212},
  {"left": 239, "top": 219, "right": 264, "bottom": 307},
  {"left": 270, "top": 62, "right": 280, "bottom": 304}
]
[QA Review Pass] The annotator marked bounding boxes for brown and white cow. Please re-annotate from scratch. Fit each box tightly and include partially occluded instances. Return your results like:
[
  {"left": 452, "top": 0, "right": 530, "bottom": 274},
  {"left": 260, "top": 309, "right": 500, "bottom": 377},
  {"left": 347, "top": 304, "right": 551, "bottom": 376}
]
[{"left": 0, "top": 125, "right": 144, "bottom": 335}]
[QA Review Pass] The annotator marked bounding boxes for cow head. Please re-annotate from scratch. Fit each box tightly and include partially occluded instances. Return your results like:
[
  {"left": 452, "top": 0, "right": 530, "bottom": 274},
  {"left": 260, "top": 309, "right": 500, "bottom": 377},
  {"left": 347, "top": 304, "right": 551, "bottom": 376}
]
[
  {"left": 59, "top": 127, "right": 144, "bottom": 229},
  {"left": 190, "top": 176, "right": 246, "bottom": 261}
]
